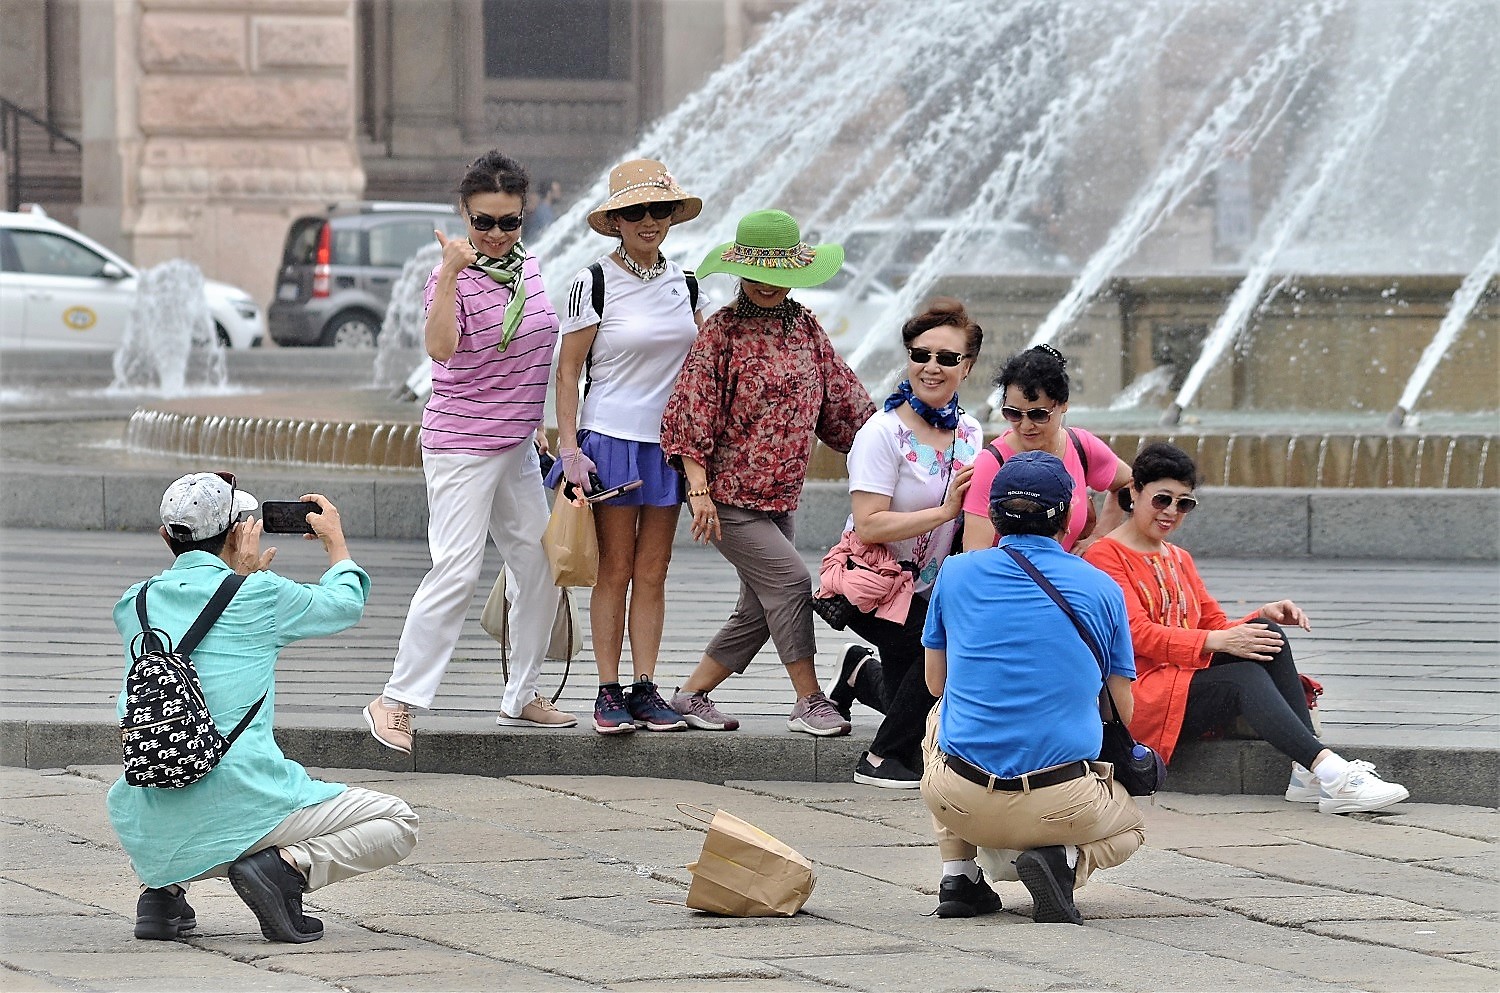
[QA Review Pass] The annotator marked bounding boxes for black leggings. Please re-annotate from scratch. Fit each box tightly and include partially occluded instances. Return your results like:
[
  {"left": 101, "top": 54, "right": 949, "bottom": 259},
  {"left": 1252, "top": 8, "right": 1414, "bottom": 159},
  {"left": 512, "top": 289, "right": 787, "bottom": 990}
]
[
  {"left": 842, "top": 594, "right": 933, "bottom": 771},
  {"left": 1179, "top": 620, "right": 1324, "bottom": 769}
]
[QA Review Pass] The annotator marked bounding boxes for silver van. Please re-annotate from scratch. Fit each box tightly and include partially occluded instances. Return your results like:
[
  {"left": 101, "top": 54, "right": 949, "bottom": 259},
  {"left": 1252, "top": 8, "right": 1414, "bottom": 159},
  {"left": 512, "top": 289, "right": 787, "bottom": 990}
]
[{"left": 268, "top": 202, "right": 465, "bottom": 348}]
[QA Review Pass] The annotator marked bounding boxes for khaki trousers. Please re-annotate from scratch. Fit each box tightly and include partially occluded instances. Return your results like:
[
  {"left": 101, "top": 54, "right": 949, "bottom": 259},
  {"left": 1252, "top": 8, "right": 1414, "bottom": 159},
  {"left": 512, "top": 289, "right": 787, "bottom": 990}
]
[
  {"left": 919, "top": 711, "right": 1144, "bottom": 887},
  {"left": 183, "top": 787, "right": 419, "bottom": 892}
]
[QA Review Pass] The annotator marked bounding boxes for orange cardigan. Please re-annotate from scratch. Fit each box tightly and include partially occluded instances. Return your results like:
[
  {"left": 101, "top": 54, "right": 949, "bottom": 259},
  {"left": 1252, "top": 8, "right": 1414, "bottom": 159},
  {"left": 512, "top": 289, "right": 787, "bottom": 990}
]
[{"left": 1082, "top": 536, "right": 1256, "bottom": 763}]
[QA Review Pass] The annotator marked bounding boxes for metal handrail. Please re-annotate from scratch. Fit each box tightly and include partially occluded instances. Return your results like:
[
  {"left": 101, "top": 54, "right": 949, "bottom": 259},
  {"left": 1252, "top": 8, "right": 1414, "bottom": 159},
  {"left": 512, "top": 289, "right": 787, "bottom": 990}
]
[{"left": 0, "top": 98, "right": 82, "bottom": 212}]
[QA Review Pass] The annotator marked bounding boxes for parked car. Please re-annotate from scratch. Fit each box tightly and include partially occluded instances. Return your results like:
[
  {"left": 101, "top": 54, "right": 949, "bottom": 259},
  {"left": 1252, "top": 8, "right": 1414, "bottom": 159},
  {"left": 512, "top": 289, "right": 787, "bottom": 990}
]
[
  {"left": 268, "top": 202, "right": 467, "bottom": 348},
  {"left": 0, "top": 209, "right": 264, "bottom": 350}
]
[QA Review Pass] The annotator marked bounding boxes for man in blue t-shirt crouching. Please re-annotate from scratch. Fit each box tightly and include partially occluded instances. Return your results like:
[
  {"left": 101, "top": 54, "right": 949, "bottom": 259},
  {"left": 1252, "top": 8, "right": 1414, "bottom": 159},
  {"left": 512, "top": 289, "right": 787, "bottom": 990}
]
[{"left": 920, "top": 451, "right": 1145, "bottom": 924}]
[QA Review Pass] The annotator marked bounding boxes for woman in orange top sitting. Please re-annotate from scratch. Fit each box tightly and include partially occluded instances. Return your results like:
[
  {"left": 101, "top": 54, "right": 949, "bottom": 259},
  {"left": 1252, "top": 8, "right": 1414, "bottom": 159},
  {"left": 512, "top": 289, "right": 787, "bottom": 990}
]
[{"left": 1082, "top": 443, "right": 1409, "bottom": 815}]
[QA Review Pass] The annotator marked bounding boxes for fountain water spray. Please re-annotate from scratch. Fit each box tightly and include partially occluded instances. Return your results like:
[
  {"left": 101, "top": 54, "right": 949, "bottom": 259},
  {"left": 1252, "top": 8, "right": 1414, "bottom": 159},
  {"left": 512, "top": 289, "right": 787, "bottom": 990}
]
[
  {"left": 1025, "top": 0, "right": 1343, "bottom": 355},
  {"left": 1160, "top": 3, "right": 1453, "bottom": 426},
  {"left": 109, "top": 259, "right": 226, "bottom": 396},
  {"left": 1386, "top": 234, "right": 1500, "bottom": 428}
]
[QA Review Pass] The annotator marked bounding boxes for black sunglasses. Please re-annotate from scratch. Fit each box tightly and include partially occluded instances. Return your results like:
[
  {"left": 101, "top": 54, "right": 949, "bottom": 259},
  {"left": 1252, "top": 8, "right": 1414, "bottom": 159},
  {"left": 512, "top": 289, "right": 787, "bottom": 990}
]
[
  {"left": 613, "top": 201, "right": 680, "bottom": 223},
  {"left": 469, "top": 211, "right": 524, "bottom": 233},
  {"left": 211, "top": 471, "right": 256, "bottom": 526},
  {"left": 1000, "top": 405, "right": 1057, "bottom": 424},
  {"left": 1149, "top": 492, "right": 1199, "bottom": 514},
  {"left": 907, "top": 347, "right": 969, "bottom": 367}
]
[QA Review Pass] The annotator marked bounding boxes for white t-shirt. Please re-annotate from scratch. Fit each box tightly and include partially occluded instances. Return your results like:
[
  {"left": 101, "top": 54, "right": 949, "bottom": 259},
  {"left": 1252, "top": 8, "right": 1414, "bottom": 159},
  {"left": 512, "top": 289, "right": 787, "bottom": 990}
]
[
  {"left": 845, "top": 407, "right": 984, "bottom": 592},
  {"left": 560, "top": 256, "right": 706, "bottom": 443}
]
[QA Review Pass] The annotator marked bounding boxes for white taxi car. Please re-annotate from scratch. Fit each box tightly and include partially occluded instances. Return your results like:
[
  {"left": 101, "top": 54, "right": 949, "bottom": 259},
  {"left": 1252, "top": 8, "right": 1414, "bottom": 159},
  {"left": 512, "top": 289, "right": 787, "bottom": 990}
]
[{"left": 0, "top": 209, "right": 264, "bottom": 349}]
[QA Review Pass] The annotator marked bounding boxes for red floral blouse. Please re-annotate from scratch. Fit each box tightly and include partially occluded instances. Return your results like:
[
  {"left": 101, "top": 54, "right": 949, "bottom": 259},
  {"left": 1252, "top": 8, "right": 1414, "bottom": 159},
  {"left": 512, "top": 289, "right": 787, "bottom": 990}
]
[{"left": 660, "top": 300, "right": 874, "bottom": 512}]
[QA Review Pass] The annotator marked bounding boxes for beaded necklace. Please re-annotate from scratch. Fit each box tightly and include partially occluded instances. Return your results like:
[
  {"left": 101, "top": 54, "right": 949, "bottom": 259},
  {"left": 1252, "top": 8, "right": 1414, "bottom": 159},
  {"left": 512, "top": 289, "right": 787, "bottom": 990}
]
[{"left": 615, "top": 248, "right": 667, "bottom": 281}]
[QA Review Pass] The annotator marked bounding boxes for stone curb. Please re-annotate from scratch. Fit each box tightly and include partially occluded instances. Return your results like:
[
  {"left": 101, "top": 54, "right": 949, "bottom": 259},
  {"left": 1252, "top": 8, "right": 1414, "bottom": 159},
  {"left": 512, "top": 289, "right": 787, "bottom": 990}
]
[
  {"left": 3, "top": 718, "right": 1493, "bottom": 807},
  {"left": 2, "top": 464, "right": 1497, "bottom": 559}
]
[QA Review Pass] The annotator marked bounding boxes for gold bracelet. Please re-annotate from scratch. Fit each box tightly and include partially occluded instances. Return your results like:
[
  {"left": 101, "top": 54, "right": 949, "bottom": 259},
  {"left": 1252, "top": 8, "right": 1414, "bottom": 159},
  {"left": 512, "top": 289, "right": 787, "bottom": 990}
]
[{"left": 686, "top": 487, "right": 711, "bottom": 498}]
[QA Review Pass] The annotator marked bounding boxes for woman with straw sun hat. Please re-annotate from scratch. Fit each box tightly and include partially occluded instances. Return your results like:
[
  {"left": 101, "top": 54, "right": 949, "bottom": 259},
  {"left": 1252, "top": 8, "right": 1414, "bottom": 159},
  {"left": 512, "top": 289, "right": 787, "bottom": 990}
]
[
  {"left": 548, "top": 159, "right": 710, "bottom": 736},
  {"left": 660, "top": 208, "right": 875, "bottom": 735}
]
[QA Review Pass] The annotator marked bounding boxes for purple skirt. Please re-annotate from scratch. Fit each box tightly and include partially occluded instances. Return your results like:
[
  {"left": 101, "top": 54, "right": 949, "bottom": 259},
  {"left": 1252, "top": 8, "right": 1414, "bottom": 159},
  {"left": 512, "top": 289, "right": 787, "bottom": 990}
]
[{"left": 543, "top": 430, "right": 684, "bottom": 507}]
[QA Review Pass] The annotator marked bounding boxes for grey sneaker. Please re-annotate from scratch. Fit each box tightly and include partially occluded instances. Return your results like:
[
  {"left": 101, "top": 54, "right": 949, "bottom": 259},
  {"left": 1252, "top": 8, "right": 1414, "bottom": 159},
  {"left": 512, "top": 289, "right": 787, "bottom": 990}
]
[
  {"left": 788, "top": 691, "right": 852, "bottom": 737},
  {"left": 670, "top": 689, "right": 741, "bottom": 731}
]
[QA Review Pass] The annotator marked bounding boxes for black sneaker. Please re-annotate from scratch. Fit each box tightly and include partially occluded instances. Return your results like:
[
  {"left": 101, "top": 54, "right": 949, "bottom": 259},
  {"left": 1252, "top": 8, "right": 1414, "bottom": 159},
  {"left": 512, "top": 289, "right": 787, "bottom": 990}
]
[
  {"left": 227, "top": 848, "right": 324, "bottom": 943},
  {"left": 1015, "top": 846, "right": 1083, "bottom": 925},
  {"left": 625, "top": 677, "right": 687, "bottom": 731},
  {"left": 853, "top": 751, "right": 921, "bottom": 789},
  {"left": 827, "top": 644, "right": 872, "bottom": 720},
  {"left": 134, "top": 887, "right": 197, "bottom": 940},
  {"left": 935, "top": 868, "right": 1002, "bottom": 918}
]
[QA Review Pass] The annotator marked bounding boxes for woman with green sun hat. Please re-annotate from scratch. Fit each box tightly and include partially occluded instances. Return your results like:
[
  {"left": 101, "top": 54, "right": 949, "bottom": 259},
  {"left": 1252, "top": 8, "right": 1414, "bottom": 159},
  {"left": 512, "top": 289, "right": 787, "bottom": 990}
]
[{"left": 660, "top": 208, "right": 876, "bottom": 736}]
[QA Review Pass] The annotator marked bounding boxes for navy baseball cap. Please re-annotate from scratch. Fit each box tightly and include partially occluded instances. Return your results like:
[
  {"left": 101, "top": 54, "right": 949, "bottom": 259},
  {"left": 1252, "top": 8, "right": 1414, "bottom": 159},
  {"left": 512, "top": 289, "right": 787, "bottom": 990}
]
[{"left": 989, "top": 450, "right": 1073, "bottom": 521}]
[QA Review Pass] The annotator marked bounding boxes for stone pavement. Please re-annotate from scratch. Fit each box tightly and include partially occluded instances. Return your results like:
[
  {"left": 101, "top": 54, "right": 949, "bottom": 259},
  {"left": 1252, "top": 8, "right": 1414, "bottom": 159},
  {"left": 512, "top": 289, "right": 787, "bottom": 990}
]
[
  {"left": 2, "top": 527, "right": 1498, "bottom": 803},
  {"left": 2, "top": 763, "right": 1497, "bottom": 992}
]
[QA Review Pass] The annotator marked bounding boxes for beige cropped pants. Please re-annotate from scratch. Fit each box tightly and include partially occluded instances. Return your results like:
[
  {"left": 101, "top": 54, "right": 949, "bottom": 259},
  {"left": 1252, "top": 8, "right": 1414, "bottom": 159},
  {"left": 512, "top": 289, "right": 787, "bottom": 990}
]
[{"left": 182, "top": 787, "right": 419, "bottom": 892}]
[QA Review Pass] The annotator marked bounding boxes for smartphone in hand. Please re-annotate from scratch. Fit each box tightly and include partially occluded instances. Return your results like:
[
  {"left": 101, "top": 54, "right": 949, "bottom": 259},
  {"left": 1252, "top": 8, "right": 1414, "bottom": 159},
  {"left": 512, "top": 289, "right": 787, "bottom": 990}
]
[
  {"left": 585, "top": 479, "right": 644, "bottom": 504},
  {"left": 260, "top": 500, "right": 321, "bottom": 534}
]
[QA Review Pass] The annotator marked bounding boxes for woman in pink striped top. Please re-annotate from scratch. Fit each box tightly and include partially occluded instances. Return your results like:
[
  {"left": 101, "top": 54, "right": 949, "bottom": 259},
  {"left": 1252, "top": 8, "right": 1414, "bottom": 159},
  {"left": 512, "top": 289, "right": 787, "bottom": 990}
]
[{"left": 364, "top": 150, "right": 577, "bottom": 755}]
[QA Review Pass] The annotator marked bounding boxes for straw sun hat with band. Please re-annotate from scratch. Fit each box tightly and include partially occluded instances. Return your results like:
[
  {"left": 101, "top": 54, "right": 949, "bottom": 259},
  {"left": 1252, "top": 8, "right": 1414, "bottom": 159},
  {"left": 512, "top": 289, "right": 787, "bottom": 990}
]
[
  {"left": 587, "top": 159, "right": 703, "bottom": 236},
  {"left": 695, "top": 209, "right": 844, "bottom": 289}
]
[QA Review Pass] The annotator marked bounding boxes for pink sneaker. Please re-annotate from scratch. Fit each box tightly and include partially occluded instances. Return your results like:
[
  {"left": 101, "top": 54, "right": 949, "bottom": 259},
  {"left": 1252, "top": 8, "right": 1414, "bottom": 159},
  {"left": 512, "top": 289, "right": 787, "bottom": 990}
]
[{"left": 788, "top": 692, "right": 851, "bottom": 737}]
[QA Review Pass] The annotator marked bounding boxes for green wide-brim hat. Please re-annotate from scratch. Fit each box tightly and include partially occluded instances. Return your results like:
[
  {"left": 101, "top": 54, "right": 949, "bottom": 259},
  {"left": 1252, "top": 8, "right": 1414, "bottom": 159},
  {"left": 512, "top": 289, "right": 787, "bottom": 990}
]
[{"left": 695, "top": 209, "right": 844, "bottom": 289}]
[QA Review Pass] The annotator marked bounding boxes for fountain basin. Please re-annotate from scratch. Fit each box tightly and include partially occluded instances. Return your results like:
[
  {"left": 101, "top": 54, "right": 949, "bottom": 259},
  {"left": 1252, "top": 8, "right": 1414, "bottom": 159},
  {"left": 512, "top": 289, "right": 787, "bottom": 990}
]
[{"left": 117, "top": 388, "right": 1496, "bottom": 488}]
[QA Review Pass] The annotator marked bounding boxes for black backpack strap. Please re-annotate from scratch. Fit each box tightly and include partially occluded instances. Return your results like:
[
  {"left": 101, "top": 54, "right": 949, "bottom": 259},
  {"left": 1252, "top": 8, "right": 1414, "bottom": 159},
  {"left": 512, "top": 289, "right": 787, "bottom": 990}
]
[
  {"left": 685, "top": 270, "right": 699, "bottom": 312},
  {"left": 135, "top": 581, "right": 164, "bottom": 654},
  {"left": 992, "top": 432, "right": 1086, "bottom": 475},
  {"left": 175, "top": 573, "right": 246, "bottom": 658},
  {"left": 223, "top": 692, "right": 266, "bottom": 745},
  {"left": 1067, "top": 426, "right": 1089, "bottom": 476},
  {"left": 588, "top": 261, "right": 605, "bottom": 322}
]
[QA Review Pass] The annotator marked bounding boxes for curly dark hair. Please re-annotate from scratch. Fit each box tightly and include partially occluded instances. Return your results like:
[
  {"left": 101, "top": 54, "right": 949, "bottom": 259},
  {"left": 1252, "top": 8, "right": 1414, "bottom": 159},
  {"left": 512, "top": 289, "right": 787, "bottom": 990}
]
[
  {"left": 1117, "top": 442, "right": 1200, "bottom": 511},
  {"left": 458, "top": 150, "right": 529, "bottom": 207},
  {"left": 994, "top": 343, "right": 1069, "bottom": 404},
  {"left": 900, "top": 297, "right": 983, "bottom": 358}
]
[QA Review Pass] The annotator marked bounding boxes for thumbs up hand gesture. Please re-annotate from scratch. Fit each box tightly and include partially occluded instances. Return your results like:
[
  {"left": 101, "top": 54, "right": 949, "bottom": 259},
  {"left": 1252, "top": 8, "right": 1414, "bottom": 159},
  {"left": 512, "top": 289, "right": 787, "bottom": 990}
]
[{"left": 435, "top": 229, "right": 478, "bottom": 275}]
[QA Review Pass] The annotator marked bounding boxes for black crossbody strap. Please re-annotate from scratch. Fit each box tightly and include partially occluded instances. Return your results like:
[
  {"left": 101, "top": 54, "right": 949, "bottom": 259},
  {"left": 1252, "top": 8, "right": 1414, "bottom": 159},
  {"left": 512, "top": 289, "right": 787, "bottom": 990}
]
[{"left": 1000, "top": 544, "right": 1126, "bottom": 724}]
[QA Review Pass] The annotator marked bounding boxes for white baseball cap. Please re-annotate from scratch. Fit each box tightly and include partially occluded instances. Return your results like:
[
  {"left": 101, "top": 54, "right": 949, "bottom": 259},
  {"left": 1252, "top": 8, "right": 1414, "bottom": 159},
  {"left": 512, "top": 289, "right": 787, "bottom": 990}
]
[{"left": 160, "top": 471, "right": 259, "bottom": 541}]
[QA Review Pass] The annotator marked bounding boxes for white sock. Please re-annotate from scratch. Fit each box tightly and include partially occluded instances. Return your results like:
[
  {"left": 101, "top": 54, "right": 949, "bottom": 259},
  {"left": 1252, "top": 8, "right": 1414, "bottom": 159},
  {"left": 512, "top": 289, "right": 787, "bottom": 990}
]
[
  {"left": 1063, "top": 845, "right": 1079, "bottom": 869},
  {"left": 943, "top": 859, "right": 980, "bottom": 881},
  {"left": 381, "top": 695, "right": 407, "bottom": 711},
  {"left": 1312, "top": 753, "right": 1350, "bottom": 785}
]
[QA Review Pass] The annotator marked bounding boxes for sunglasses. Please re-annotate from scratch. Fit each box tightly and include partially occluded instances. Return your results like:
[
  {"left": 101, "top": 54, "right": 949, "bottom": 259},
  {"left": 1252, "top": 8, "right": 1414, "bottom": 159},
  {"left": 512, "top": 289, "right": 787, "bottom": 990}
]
[
  {"left": 907, "top": 347, "right": 970, "bottom": 367},
  {"left": 613, "top": 201, "right": 680, "bottom": 223},
  {"left": 469, "top": 211, "right": 524, "bottom": 232},
  {"left": 211, "top": 471, "right": 255, "bottom": 526},
  {"left": 999, "top": 405, "right": 1058, "bottom": 424},
  {"left": 1149, "top": 492, "right": 1199, "bottom": 514}
]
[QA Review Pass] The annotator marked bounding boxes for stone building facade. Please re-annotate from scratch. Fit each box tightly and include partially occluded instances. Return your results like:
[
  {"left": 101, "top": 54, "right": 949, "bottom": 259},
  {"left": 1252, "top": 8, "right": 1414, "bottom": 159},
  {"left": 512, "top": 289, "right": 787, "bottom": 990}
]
[{"left": 1, "top": 0, "right": 792, "bottom": 306}]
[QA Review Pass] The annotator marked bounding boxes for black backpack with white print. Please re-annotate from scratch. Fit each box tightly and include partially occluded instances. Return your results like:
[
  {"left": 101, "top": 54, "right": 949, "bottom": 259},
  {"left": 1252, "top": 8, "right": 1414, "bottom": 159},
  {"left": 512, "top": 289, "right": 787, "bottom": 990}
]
[{"left": 120, "top": 573, "right": 262, "bottom": 788}]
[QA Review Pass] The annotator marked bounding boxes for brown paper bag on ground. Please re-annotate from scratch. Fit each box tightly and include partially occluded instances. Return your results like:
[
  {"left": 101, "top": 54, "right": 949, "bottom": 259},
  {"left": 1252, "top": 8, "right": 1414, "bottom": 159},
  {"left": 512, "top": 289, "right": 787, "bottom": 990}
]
[
  {"left": 541, "top": 488, "right": 598, "bottom": 587},
  {"left": 678, "top": 804, "right": 816, "bottom": 917}
]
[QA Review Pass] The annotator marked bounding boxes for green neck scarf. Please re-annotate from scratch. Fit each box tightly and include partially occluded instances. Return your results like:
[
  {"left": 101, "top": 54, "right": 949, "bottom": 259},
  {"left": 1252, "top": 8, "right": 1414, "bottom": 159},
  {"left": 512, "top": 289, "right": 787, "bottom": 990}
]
[{"left": 469, "top": 241, "right": 528, "bottom": 350}]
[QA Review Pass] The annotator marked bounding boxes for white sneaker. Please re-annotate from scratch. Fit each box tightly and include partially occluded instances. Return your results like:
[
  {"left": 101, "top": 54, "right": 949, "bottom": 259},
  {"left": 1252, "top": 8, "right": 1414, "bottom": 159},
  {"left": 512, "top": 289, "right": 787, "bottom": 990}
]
[
  {"left": 1318, "top": 760, "right": 1409, "bottom": 814},
  {"left": 1285, "top": 763, "right": 1321, "bottom": 803}
]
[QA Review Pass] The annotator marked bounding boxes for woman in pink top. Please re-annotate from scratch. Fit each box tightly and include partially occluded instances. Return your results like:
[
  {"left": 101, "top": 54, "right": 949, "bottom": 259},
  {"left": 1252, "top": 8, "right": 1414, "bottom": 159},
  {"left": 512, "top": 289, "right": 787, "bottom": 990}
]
[
  {"left": 961, "top": 345, "right": 1130, "bottom": 554},
  {"left": 364, "top": 150, "right": 577, "bottom": 756}
]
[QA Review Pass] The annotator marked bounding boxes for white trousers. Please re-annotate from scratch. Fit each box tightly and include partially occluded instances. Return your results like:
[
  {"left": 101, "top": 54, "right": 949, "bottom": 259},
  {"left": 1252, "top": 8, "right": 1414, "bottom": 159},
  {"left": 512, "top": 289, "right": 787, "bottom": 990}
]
[
  {"left": 385, "top": 445, "right": 558, "bottom": 715},
  {"left": 184, "top": 787, "right": 418, "bottom": 891}
]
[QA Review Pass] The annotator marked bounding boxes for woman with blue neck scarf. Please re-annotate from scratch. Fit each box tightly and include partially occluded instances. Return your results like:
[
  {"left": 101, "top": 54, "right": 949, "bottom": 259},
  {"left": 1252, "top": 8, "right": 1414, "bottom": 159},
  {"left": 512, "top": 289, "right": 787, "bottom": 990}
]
[{"left": 831, "top": 299, "right": 984, "bottom": 788}]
